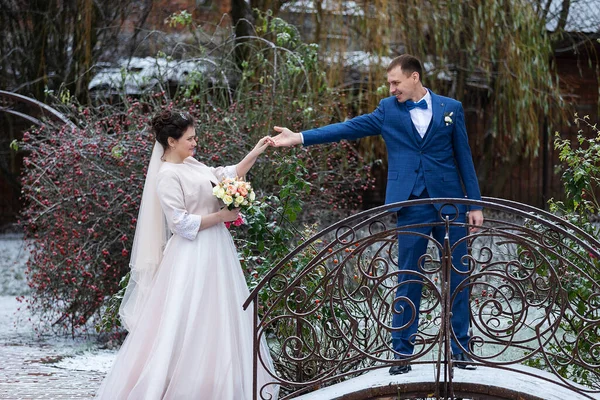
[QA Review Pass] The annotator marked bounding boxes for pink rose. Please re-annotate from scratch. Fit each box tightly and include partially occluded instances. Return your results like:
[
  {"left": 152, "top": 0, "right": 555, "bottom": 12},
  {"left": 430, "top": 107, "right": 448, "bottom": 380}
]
[
  {"left": 225, "top": 215, "right": 244, "bottom": 229},
  {"left": 226, "top": 185, "right": 236, "bottom": 195},
  {"left": 237, "top": 186, "right": 248, "bottom": 196},
  {"left": 233, "top": 215, "right": 244, "bottom": 226}
]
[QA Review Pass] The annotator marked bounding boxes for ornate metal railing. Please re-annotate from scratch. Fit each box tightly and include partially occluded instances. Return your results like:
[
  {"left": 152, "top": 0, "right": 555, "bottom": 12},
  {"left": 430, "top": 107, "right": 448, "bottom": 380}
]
[{"left": 244, "top": 197, "right": 600, "bottom": 399}]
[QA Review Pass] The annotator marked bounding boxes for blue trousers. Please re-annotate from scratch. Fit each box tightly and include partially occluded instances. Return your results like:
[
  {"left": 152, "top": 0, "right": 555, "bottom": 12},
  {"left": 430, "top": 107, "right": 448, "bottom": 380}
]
[{"left": 391, "top": 198, "right": 471, "bottom": 357}]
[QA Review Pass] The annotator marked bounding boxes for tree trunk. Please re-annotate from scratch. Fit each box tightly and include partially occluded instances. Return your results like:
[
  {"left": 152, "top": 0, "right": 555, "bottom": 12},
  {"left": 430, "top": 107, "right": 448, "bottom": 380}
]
[
  {"left": 70, "top": 0, "right": 96, "bottom": 101},
  {"left": 557, "top": 0, "right": 571, "bottom": 32},
  {"left": 230, "top": 0, "right": 256, "bottom": 67},
  {"left": 30, "top": 0, "right": 52, "bottom": 99}
]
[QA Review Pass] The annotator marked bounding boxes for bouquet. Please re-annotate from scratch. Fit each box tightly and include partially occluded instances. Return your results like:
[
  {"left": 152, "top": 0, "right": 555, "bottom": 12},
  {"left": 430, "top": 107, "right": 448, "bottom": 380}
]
[{"left": 212, "top": 177, "right": 256, "bottom": 227}]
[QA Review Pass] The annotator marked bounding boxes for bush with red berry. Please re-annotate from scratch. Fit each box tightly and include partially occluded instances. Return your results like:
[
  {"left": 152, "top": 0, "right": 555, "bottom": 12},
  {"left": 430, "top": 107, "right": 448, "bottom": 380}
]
[{"left": 17, "top": 15, "right": 375, "bottom": 335}]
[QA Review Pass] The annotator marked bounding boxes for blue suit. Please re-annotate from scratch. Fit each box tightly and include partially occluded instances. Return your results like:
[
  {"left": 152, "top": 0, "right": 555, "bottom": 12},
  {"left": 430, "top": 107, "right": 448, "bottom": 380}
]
[{"left": 303, "top": 91, "right": 482, "bottom": 357}]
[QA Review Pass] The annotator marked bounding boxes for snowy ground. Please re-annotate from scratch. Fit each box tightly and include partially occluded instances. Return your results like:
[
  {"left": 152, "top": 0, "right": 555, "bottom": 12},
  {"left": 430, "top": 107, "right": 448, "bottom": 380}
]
[
  {"left": 0, "top": 292, "right": 116, "bottom": 374},
  {"left": 295, "top": 363, "right": 600, "bottom": 400},
  {"left": 0, "top": 232, "right": 116, "bottom": 397},
  {"left": 0, "top": 232, "right": 29, "bottom": 296}
]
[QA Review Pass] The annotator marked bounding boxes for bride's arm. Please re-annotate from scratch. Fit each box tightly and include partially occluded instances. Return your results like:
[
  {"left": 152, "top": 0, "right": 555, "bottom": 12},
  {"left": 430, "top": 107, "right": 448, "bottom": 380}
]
[
  {"left": 199, "top": 208, "right": 239, "bottom": 230},
  {"left": 235, "top": 136, "right": 273, "bottom": 178}
]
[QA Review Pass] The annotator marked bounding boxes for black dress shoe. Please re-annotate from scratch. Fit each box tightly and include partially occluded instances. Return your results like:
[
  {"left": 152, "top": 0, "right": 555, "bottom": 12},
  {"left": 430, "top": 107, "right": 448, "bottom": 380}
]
[
  {"left": 452, "top": 352, "right": 477, "bottom": 370},
  {"left": 389, "top": 364, "right": 412, "bottom": 375}
]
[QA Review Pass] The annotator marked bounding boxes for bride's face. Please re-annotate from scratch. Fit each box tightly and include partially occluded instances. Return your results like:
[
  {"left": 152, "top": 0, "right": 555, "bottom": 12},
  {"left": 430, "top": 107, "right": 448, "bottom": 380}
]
[{"left": 169, "top": 126, "right": 198, "bottom": 160}]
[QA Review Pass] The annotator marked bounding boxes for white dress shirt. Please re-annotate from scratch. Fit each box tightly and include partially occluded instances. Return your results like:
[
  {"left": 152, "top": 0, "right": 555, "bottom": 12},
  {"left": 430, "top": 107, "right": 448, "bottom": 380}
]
[{"left": 410, "top": 89, "right": 433, "bottom": 138}]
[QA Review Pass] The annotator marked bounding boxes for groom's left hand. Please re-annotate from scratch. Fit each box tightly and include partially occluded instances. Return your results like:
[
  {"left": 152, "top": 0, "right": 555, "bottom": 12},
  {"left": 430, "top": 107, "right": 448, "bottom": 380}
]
[
  {"left": 272, "top": 126, "right": 302, "bottom": 147},
  {"left": 468, "top": 210, "right": 484, "bottom": 232}
]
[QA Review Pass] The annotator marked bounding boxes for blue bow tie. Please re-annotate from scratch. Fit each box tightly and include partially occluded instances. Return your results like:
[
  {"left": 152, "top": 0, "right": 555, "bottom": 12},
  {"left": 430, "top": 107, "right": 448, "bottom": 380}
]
[{"left": 405, "top": 99, "right": 428, "bottom": 110}]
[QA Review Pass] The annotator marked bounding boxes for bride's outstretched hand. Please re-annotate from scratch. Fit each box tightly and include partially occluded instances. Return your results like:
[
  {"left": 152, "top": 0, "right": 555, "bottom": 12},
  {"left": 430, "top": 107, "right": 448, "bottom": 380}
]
[
  {"left": 272, "top": 126, "right": 302, "bottom": 147},
  {"left": 251, "top": 136, "right": 274, "bottom": 156}
]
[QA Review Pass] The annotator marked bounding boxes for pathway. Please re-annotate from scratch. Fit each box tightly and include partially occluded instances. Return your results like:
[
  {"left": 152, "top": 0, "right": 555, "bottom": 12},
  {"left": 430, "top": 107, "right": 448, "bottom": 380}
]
[{"left": 0, "top": 233, "right": 114, "bottom": 399}]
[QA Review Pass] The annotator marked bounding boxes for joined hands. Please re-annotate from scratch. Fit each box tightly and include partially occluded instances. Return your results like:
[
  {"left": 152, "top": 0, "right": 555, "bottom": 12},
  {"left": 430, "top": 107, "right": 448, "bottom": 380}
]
[{"left": 251, "top": 136, "right": 275, "bottom": 156}]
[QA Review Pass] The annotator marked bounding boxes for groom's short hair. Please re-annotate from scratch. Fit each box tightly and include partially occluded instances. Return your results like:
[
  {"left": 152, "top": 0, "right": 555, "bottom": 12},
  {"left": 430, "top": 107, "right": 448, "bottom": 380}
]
[{"left": 387, "top": 54, "right": 423, "bottom": 81}]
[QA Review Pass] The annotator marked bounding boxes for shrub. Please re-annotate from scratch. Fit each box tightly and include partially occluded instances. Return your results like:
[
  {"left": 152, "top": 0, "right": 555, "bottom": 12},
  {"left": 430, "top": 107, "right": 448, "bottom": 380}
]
[
  {"left": 17, "top": 14, "right": 374, "bottom": 335},
  {"left": 18, "top": 104, "right": 153, "bottom": 335},
  {"left": 522, "top": 114, "right": 600, "bottom": 389}
]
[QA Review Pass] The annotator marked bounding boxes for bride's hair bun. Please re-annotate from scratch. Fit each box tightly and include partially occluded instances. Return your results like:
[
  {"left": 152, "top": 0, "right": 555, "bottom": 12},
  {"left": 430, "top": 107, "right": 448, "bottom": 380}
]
[{"left": 151, "top": 110, "right": 195, "bottom": 149}]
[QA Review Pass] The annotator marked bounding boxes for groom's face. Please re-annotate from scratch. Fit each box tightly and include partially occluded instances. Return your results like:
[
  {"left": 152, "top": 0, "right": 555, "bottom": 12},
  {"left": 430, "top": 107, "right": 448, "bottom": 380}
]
[{"left": 387, "top": 66, "right": 419, "bottom": 103}]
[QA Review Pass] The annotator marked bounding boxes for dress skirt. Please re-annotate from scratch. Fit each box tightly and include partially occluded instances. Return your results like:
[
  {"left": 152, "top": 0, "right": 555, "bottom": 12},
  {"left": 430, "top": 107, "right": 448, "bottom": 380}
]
[{"left": 96, "top": 223, "right": 278, "bottom": 399}]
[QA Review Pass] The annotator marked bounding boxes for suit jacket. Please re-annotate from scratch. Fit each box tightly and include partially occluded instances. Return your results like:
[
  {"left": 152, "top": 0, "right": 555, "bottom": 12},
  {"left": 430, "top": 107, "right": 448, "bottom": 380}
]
[{"left": 302, "top": 91, "right": 482, "bottom": 212}]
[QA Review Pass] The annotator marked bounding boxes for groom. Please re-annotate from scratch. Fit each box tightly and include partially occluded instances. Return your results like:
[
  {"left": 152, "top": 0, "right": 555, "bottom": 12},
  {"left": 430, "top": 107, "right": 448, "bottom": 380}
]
[{"left": 272, "top": 54, "right": 484, "bottom": 374}]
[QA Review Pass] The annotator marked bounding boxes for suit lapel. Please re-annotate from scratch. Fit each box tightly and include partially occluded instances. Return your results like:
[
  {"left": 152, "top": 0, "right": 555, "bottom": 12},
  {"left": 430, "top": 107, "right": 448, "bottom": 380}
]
[
  {"left": 397, "top": 101, "right": 420, "bottom": 147},
  {"left": 422, "top": 91, "right": 445, "bottom": 147}
]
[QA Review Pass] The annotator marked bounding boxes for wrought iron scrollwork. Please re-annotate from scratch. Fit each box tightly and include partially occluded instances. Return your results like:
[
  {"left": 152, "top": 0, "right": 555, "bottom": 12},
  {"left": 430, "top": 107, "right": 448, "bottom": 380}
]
[{"left": 245, "top": 197, "right": 600, "bottom": 399}]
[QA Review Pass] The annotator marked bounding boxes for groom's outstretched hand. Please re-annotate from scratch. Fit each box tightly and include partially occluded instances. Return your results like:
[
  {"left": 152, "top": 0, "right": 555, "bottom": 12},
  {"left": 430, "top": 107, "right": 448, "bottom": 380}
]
[{"left": 272, "top": 126, "right": 302, "bottom": 147}]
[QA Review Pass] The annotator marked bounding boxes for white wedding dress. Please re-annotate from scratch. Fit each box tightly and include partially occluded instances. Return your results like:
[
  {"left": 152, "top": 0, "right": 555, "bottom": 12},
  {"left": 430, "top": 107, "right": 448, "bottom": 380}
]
[{"left": 96, "top": 157, "right": 278, "bottom": 400}]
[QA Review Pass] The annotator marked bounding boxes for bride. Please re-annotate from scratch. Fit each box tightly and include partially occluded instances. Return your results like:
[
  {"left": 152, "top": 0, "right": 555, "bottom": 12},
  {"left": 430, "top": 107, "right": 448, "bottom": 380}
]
[{"left": 96, "top": 110, "right": 279, "bottom": 399}]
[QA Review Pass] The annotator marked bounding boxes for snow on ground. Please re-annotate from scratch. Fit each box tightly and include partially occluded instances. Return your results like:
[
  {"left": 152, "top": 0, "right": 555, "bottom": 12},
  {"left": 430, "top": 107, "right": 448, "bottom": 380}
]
[
  {"left": 0, "top": 232, "right": 29, "bottom": 296},
  {"left": 0, "top": 232, "right": 116, "bottom": 377},
  {"left": 295, "top": 363, "right": 600, "bottom": 400},
  {"left": 53, "top": 349, "right": 116, "bottom": 373}
]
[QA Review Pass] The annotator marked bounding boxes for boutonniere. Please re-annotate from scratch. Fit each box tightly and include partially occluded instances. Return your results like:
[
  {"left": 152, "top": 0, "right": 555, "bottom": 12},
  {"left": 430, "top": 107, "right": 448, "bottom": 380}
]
[{"left": 444, "top": 111, "right": 454, "bottom": 126}]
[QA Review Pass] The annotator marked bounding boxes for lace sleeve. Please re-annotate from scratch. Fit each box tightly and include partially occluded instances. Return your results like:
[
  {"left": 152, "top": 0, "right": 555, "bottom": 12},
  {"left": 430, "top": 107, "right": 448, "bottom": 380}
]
[
  {"left": 156, "top": 170, "right": 201, "bottom": 240},
  {"left": 210, "top": 164, "right": 238, "bottom": 181}
]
